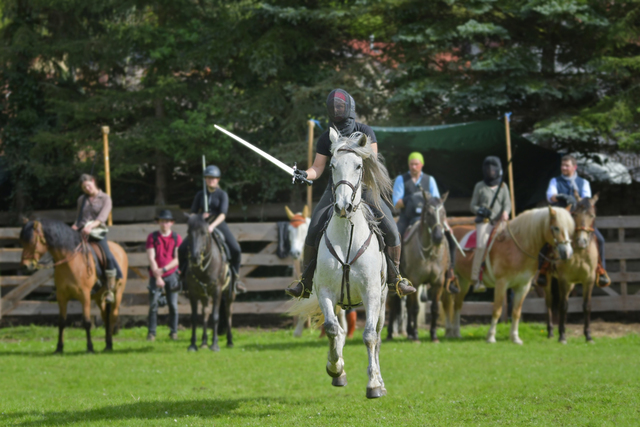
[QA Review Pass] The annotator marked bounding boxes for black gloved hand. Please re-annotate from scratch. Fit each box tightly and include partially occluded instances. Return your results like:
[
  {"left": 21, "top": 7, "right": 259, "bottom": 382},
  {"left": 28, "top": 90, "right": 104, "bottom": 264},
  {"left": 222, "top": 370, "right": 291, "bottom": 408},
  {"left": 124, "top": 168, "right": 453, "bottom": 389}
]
[
  {"left": 293, "top": 169, "right": 309, "bottom": 185},
  {"left": 477, "top": 207, "right": 492, "bottom": 218}
]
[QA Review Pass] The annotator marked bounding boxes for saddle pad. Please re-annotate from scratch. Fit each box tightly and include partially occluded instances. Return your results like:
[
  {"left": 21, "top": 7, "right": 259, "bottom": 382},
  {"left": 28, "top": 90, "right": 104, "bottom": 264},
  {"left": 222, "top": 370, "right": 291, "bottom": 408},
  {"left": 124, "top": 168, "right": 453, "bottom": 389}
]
[{"left": 459, "top": 230, "right": 477, "bottom": 250}]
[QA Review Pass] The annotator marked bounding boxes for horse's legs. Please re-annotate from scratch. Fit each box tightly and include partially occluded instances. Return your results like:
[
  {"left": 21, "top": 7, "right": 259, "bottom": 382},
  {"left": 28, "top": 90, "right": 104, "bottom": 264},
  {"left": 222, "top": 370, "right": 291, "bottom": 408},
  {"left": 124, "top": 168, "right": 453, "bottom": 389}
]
[
  {"left": 318, "top": 289, "right": 345, "bottom": 382},
  {"left": 362, "top": 288, "right": 385, "bottom": 399},
  {"left": 406, "top": 293, "right": 419, "bottom": 341},
  {"left": 188, "top": 297, "right": 198, "bottom": 352},
  {"left": 374, "top": 288, "right": 388, "bottom": 395},
  {"left": 509, "top": 282, "right": 531, "bottom": 345},
  {"left": 543, "top": 281, "right": 554, "bottom": 338},
  {"left": 558, "top": 280, "right": 572, "bottom": 344},
  {"left": 209, "top": 287, "right": 222, "bottom": 352},
  {"left": 80, "top": 293, "right": 95, "bottom": 353},
  {"left": 201, "top": 301, "right": 209, "bottom": 348},
  {"left": 293, "top": 316, "right": 306, "bottom": 338},
  {"left": 487, "top": 280, "right": 507, "bottom": 343},
  {"left": 584, "top": 280, "right": 594, "bottom": 343},
  {"left": 225, "top": 293, "right": 234, "bottom": 348},
  {"left": 55, "top": 298, "right": 68, "bottom": 354},
  {"left": 453, "top": 280, "right": 468, "bottom": 338},
  {"left": 430, "top": 282, "right": 444, "bottom": 343},
  {"left": 385, "top": 293, "right": 399, "bottom": 340}
]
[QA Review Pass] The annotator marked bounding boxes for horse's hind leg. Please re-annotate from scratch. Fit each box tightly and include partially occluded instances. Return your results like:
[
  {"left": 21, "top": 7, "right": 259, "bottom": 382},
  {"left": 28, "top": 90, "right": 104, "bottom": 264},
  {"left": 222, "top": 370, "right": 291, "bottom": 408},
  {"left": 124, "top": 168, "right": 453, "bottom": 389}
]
[
  {"left": 318, "top": 290, "right": 345, "bottom": 385},
  {"left": 188, "top": 298, "right": 198, "bottom": 352},
  {"left": 55, "top": 299, "right": 69, "bottom": 354},
  {"left": 487, "top": 280, "right": 507, "bottom": 344}
]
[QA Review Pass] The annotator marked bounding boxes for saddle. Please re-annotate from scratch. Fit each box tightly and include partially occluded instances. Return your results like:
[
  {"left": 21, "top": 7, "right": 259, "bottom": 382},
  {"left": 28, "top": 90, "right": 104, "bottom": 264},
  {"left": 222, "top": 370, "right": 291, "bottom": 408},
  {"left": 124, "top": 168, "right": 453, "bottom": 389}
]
[
  {"left": 212, "top": 228, "right": 231, "bottom": 265},
  {"left": 88, "top": 241, "right": 123, "bottom": 288},
  {"left": 459, "top": 226, "right": 502, "bottom": 251}
]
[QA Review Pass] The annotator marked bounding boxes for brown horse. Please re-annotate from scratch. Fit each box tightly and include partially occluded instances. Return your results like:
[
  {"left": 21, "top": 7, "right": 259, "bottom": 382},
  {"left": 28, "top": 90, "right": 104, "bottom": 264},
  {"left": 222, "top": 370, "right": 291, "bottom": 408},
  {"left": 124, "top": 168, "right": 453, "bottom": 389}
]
[
  {"left": 19, "top": 219, "right": 128, "bottom": 352},
  {"left": 544, "top": 195, "right": 600, "bottom": 343},
  {"left": 401, "top": 191, "right": 451, "bottom": 342},
  {"left": 443, "top": 206, "right": 574, "bottom": 344},
  {"left": 184, "top": 215, "right": 234, "bottom": 352}
]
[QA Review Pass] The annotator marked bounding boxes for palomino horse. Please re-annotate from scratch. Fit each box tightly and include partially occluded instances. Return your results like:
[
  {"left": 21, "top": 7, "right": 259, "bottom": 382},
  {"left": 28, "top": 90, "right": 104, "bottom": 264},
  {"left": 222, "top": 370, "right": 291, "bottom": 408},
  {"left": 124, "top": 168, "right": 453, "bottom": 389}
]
[
  {"left": 544, "top": 195, "right": 600, "bottom": 343},
  {"left": 286, "top": 205, "right": 348, "bottom": 338},
  {"left": 185, "top": 215, "right": 234, "bottom": 352},
  {"left": 443, "top": 206, "right": 574, "bottom": 344},
  {"left": 290, "top": 129, "right": 391, "bottom": 399},
  {"left": 19, "top": 219, "right": 128, "bottom": 352},
  {"left": 401, "top": 190, "right": 452, "bottom": 342}
]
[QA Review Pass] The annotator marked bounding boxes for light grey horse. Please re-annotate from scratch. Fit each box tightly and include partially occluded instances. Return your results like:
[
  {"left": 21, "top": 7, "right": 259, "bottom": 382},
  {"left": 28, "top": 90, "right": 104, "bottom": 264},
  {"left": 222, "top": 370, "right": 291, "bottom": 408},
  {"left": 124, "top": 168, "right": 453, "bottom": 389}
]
[{"left": 290, "top": 129, "right": 391, "bottom": 399}]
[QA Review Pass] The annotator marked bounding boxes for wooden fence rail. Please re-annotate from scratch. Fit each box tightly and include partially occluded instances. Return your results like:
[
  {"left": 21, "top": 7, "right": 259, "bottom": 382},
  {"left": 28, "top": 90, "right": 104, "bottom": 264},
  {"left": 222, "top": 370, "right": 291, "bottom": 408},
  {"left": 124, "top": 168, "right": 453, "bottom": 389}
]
[{"left": 2, "top": 216, "right": 640, "bottom": 320}]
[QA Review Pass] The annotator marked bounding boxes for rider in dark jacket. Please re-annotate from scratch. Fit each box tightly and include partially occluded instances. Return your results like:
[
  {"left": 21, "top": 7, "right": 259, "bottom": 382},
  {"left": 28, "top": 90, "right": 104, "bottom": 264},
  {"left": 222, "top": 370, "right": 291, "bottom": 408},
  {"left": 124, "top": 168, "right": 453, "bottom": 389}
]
[{"left": 285, "top": 89, "right": 416, "bottom": 299}]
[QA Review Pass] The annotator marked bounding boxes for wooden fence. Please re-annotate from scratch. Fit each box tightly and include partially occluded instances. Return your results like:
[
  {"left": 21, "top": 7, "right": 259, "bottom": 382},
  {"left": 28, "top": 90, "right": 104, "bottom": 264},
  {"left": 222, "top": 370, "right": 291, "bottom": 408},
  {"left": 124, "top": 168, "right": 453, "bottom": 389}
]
[
  {"left": 1, "top": 216, "right": 640, "bottom": 321},
  {"left": 0, "top": 223, "right": 298, "bottom": 319}
]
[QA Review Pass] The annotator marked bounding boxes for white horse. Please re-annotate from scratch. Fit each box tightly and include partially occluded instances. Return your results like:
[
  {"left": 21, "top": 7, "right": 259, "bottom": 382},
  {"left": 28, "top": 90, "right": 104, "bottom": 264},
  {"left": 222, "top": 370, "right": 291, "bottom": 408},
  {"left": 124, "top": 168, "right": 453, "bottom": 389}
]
[{"left": 290, "top": 129, "right": 391, "bottom": 399}]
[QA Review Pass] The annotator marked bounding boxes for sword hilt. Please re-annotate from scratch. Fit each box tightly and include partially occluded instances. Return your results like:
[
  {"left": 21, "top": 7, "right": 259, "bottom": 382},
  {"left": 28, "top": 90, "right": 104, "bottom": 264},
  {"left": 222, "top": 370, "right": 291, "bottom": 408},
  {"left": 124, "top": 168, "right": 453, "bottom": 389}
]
[{"left": 292, "top": 162, "right": 313, "bottom": 186}]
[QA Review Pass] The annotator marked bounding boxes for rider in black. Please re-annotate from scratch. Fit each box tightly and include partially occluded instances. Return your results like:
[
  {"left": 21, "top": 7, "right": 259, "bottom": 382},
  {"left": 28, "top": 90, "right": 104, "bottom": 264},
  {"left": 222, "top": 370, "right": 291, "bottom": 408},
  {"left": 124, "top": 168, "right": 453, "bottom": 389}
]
[
  {"left": 179, "top": 165, "right": 246, "bottom": 294},
  {"left": 285, "top": 89, "right": 416, "bottom": 299}
]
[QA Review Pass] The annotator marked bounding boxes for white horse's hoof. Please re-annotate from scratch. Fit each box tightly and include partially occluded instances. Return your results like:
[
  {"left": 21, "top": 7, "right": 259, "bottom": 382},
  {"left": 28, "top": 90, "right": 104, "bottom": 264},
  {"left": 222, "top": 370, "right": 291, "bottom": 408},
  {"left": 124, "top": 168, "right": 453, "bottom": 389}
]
[
  {"left": 512, "top": 338, "right": 523, "bottom": 345},
  {"left": 487, "top": 336, "right": 496, "bottom": 344},
  {"left": 331, "top": 372, "right": 347, "bottom": 387},
  {"left": 366, "top": 386, "right": 385, "bottom": 399}
]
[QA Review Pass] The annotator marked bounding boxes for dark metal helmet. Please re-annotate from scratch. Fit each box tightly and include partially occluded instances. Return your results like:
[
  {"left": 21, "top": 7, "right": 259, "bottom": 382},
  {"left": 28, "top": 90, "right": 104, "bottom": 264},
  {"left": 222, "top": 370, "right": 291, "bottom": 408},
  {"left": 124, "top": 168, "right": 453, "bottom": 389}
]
[
  {"left": 204, "top": 165, "right": 221, "bottom": 178},
  {"left": 482, "top": 156, "right": 503, "bottom": 186},
  {"left": 326, "top": 88, "right": 355, "bottom": 123}
]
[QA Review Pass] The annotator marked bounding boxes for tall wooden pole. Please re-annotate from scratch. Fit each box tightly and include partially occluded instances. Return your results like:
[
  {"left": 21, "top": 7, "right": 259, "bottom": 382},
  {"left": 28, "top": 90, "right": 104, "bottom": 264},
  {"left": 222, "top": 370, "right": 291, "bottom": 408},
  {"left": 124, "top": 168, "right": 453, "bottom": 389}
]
[
  {"left": 102, "top": 126, "right": 113, "bottom": 226},
  {"left": 306, "top": 120, "right": 314, "bottom": 211},
  {"left": 504, "top": 113, "right": 516, "bottom": 218}
]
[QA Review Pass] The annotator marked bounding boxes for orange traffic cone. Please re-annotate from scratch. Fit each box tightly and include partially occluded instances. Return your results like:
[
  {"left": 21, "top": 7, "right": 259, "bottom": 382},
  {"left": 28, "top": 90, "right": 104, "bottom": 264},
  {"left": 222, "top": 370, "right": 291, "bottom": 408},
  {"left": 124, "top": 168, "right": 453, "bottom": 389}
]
[{"left": 346, "top": 311, "right": 357, "bottom": 338}]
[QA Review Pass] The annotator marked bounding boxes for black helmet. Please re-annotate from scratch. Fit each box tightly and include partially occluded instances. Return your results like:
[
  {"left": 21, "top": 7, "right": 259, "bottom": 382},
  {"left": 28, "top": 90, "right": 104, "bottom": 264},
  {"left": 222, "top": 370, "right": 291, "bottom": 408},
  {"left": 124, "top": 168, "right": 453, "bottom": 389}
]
[
  {"left": 204, "top": 165, "right": 221, "bottom": 178},
  {"left": 155, "top": 209, "right": 175, "bottom": 221},
  {"left": 482, "top": 156, "right": 503, "bottom": 186},
  {"left": 326, "top": 89, "right": 356, "bottom": 136}
]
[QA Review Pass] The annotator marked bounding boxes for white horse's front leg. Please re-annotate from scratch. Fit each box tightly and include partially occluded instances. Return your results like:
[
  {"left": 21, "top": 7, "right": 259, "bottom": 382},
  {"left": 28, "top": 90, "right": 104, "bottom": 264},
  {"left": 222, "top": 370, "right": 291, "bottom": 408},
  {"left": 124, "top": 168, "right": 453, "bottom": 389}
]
[
  {"left": 318, "top": 289, "right": 346, "bottom": 386},
  {"left": 509, "top": 281, "right": 531, "bottom": 345},
  {"left": 362, "top": 287, "right": 384, "bottom": 399},
  {"left": 375, "top": 286, "right": 388, "bottom": 394}
]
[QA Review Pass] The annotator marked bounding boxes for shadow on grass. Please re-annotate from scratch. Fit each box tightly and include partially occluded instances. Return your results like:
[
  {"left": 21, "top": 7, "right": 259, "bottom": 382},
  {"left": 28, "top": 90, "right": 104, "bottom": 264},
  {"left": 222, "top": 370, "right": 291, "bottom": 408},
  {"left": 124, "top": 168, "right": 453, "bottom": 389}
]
[
  {"left": 0, "top": 346, "right": 155, "bottom": 358},
  {"left": 241, "top": 337, "right": 366, "bottom": 351},
  {"left": 6, "top": 397, "right": 301, "bottom": 426}
]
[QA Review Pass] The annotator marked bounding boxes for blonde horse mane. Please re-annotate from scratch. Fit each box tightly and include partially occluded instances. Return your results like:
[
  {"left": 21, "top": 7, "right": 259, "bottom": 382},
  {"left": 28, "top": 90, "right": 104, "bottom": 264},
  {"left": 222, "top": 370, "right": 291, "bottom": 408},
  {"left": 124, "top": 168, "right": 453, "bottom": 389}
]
[
  {"left": 509, "top": 206, "right": 574, "bottom": 249},
  {"left": 330, "top": 131, "right": 393, "bottom": 211}
]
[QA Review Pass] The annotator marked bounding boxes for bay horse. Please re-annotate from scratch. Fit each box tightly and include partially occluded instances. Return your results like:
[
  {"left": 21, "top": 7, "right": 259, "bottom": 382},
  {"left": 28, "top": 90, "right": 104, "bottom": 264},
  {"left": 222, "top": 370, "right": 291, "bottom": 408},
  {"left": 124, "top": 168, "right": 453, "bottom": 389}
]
[
  {"left": 290, "top": 129, "right": 391, "bottom": 399},
  {"left": 184, "top": 215, "right": 234, "bottom": 352},
  {"left": 401, "top": 190, "right": 452, "bottom": 342},
  {"left": 19, "top": 219, "right": 128, "bottom": 353},
  {"left": 443, "top": 206, "right": 574, "bottom": 344},
  {"left": 544, "top": 195, "right": 600, "bottom": 343}
]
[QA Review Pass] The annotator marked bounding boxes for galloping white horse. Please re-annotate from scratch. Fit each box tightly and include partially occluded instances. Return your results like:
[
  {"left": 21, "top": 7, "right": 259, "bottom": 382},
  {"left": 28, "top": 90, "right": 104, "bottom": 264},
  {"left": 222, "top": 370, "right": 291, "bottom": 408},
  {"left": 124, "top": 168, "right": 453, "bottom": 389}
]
[{"left": 291, "top": 129, "right": 391, "bottom": 399}]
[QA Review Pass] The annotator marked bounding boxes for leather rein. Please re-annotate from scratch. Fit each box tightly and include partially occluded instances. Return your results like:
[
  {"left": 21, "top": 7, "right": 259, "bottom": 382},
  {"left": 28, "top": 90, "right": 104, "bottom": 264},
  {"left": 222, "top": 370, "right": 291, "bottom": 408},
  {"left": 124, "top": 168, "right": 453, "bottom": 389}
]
[{"left": 23, "top": 225, "right": 86, "bottom": 270}]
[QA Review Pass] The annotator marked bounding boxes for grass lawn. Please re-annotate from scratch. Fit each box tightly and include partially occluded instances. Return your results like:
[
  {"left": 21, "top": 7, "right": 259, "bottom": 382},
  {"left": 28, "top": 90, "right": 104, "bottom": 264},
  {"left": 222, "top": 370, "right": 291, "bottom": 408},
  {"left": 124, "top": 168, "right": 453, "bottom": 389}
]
[{"left": 0, "top": 322, "right": 638, "bottom": 426}]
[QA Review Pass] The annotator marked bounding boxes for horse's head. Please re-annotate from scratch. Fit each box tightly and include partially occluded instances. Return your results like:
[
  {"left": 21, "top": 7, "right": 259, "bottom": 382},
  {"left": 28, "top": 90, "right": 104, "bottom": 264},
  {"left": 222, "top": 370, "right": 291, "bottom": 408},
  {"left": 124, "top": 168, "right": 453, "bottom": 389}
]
[
  {"left": 329, "top": 129, "right": 366, "bottom": 219},
  {"left": 547, "top": 206, "right": 574, "bottom": 260},
  {"left": 572, "top": 193, "right": 598, "bottom": 250},
  {"left": 421, "top": 190, "right": 448, "bottom": 245},
  {"left": 285, "top": 205, "right": 310, "bottom": 260},
  {"left": 19, "top": 219, "right": 48, "bottom": 271},
  {"left": 187, "top": 215, "right": 211, "bottom": 265}
]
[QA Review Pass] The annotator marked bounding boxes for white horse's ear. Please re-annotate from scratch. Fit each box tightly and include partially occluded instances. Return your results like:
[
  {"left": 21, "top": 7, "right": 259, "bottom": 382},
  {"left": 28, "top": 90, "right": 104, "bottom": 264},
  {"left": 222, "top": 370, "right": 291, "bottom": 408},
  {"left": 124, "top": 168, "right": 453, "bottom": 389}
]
[
  {"left": 441, "top": 191, "right": 449, "bottom": 204},
  {"left": 284, "top": 206, "right": 295, "bottom": 221},
  {"left": 591, "top": 192, "right": 599, "bottom": 206},
  {"left": 358, "top": 133, "right": 367, "bottom": 147},
  {"left": 329, "top": 128, "right": 340, "bottom": 146},
  {"left": 302, "top": 205, "right": 311, "bottom": 218},
  {"left": 548, "top": 205, "right": 556, "bottom": 218}
]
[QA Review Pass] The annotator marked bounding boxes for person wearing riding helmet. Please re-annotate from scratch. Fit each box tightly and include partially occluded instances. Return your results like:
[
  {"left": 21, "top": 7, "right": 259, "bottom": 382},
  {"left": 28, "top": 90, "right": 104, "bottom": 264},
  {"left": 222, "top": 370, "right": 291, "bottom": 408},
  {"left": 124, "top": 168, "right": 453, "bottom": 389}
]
[
  {"left": 285, "top": 88, "right": 416, "bottom": 299},
  {"left": 469, "top": 156, "right": 511, "bottom": 293},
  {"left": 71, "top": 174, "right": 121, "bottom": 303},
  {"left": 179, "top": 165, "right": 246, "bottom": 294}
]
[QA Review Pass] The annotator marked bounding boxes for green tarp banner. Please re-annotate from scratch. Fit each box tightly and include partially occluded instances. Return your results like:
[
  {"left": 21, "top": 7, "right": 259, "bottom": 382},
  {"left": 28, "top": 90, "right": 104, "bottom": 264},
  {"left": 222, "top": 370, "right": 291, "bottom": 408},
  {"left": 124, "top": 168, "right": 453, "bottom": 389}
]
[{"left": 372, "top": 120, "right": 561, "bottom": 211}]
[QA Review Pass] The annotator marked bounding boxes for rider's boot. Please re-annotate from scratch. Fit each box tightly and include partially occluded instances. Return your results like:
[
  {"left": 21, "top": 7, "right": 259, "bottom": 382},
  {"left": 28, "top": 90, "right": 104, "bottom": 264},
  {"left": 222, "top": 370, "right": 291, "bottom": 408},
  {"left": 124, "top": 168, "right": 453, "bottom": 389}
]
[
  {"left": 447, "top": 268, "right": 460, "bottom": 294},
  {"left": 231, "top": 267, "right": 247, "bottom": 294},
  {"left": 285, "top": 244, "right": 317, "bottom": 298},
  {"left": 386, "top": 245, "right": 416, "bottom": 297},
  {"left": 104, "top": 269, "right": 117, "bottom": 303},
  {"left": 596, "top": 263, "right": 611, "bottom": 287},
  {"left": 536, "top": 261, "right": 551, "bottom": 287}
]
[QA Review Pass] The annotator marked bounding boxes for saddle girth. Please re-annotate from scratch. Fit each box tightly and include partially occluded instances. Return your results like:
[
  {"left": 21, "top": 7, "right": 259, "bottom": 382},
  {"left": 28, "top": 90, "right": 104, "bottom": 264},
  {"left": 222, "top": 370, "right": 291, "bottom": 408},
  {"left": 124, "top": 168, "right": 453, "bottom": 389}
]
[{"left": 324, "top": 224, "right": 374, "bottom": 309}]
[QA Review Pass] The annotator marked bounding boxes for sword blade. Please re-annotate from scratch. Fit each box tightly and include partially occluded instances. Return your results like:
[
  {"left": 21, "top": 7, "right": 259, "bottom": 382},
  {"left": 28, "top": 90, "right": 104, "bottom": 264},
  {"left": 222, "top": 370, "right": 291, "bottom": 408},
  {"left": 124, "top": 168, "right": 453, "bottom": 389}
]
[
  {"left": 214, "top": 125, "right": 294, "bottom": 176},
  {"left": 445, "top": 222, "right": 467, "bottom": 257}
]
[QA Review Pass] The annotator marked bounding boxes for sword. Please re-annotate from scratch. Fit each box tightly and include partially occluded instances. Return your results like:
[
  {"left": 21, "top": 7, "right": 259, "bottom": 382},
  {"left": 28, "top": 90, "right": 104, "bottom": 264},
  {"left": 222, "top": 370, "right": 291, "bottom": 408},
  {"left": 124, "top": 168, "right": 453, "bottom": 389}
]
[
  {"left": 202, "top": 155, "right": 208, "bottom": 214},
  {"left": 214, "top": 125, "right": 313, "bottom": 185},
  {"left": 444, "top": 221, "right": 466, "bottom": 257}
]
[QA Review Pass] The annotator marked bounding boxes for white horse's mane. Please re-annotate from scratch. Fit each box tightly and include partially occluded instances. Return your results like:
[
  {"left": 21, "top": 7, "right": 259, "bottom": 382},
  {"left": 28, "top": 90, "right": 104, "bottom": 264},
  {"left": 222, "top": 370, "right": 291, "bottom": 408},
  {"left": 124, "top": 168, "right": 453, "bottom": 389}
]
[
  {"left": 330, "top": 131, "right": 393, "bottom": 212},
  {"left": 509, "top": 206, "right": 574, "bottom": 249}
]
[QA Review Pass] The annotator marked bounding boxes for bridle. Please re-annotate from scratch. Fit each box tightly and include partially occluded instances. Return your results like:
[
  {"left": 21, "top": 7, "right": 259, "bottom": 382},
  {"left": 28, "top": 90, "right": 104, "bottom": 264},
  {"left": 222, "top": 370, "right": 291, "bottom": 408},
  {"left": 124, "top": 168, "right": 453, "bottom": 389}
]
[
  {"left": 331, "top": 148, "right": 363, "bottom": 214},
  {"left": 419, "top": 203, "right": 445, "bottom": 257},
  {"left": 22, "top": 224, "right": 85, "bottom": 270},
  {"left": 188, "top": 230, "right": 213, "bottom": 272}
]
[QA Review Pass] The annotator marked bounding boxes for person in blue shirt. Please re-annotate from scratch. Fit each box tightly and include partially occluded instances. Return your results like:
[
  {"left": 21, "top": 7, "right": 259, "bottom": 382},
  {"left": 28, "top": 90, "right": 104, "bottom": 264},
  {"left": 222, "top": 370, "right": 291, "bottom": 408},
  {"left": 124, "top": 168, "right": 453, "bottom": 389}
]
[
  {"left": 537, "top": 154, "right": 610, "bottom": 287},
  {"left": 393, "top": 152, "right": 457, "bottom": 289}
]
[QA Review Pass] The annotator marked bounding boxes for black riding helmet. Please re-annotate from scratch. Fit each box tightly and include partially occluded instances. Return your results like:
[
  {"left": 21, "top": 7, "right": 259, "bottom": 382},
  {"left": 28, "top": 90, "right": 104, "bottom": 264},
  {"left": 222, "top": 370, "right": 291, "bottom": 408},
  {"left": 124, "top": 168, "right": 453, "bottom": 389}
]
[
  {"left": 326, "top": 89, "right": 357, "bottom": 137},
  {"left": 204, "top": 165, "right": 221, "bottom": 178},
  {"left": 482, "top": 156, "right": 503, "bottom": 186}
]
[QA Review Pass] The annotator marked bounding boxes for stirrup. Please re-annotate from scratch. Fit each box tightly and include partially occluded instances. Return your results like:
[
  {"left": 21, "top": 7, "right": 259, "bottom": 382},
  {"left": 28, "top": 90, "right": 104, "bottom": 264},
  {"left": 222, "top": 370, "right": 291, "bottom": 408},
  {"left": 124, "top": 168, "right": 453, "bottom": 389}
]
[
  {"left": 392, "top": 276, "right": 415, "bottom": 297},
  {"left": 285, "top": 280, "right": 311, "bottom": 299}
]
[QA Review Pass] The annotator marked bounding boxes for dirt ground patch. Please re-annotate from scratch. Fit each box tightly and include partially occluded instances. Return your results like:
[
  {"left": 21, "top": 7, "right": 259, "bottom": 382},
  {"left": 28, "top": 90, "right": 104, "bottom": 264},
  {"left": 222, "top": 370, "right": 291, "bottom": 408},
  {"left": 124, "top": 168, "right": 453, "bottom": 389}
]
[{"left": 563, "top": 319, "right": 640, "bottom": 338}]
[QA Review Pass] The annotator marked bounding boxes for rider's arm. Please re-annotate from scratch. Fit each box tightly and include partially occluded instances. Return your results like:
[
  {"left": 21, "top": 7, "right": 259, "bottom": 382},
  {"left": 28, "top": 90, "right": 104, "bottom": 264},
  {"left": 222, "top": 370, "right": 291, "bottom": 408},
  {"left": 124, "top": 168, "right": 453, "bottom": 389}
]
[
  {"left": 305, "top": 153, "right": 328, "bottom": 180},
  {"left": 162, "top": 247, "right": 179, "bottom": 272},
  {"left": 371, "top": 143, "right": 378, "bottom": 154},
  {"left": 501, "top": 185, "right": 512, "bottom": 219},
  {"left": 547, "top": 178, "right": 558, "bottom": 203},
  {"left": 94, "top": 193, "right": 112, "bottom": 227},
  {"left": 208, "top": 191, "right": 228, "bottom": 232},
  {"left": 392, "top": 175, "right": 404, "bottom": 209},
  {"left": 582, "top": 180, "right": 592, "bottom": 198},
  {"left": 429, "top": 176, "right": 441, "bottom": 199},
  {"left": 470, "top": 182, "right": 482, "bottom": 214}
]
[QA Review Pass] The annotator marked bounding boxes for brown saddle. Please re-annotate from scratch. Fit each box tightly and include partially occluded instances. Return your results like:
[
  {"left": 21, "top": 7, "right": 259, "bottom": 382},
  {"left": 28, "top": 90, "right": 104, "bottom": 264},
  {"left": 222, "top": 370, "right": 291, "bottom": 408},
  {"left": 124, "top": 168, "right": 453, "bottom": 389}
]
[{"left": 89, "top": 242, "right": 108, "bottom": 279}]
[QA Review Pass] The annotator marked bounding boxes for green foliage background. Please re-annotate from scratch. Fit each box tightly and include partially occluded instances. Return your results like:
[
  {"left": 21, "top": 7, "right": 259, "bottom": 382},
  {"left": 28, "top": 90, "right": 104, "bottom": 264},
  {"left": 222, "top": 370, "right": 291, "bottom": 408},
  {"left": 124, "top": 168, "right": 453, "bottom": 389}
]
[{"left": 1, "top": 0, "right": 638, "bottom": 215}]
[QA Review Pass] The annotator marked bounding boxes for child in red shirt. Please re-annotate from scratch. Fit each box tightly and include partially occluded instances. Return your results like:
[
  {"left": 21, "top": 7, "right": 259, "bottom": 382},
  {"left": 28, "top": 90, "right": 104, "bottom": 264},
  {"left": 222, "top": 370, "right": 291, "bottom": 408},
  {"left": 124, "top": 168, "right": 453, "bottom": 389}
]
[{"left": 146, "top": 210, "right": 182, "bottom": 341}]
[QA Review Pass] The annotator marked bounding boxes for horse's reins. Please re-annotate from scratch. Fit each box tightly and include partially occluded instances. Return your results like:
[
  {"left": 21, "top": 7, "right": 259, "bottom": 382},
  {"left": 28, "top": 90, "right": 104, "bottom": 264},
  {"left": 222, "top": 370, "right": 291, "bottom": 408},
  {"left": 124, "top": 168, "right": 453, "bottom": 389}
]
[{"left": 24, "top": 226, "right": 87, "bottom": 270}]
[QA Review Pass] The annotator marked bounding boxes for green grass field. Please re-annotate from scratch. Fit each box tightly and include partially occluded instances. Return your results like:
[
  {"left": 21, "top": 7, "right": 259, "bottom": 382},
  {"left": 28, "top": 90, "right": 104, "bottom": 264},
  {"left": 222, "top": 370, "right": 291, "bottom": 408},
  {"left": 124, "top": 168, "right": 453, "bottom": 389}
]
[{"left": 0, "top": 323, "right": 638, "bottom": 426}]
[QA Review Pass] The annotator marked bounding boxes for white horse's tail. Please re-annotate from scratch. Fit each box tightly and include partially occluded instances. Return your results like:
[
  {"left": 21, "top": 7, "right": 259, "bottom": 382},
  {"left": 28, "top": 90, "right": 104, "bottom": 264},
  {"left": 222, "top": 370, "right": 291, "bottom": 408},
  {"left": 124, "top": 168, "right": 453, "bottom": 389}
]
[{"left": 287, "top": 295, "right": 343, "bottom": 329}]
